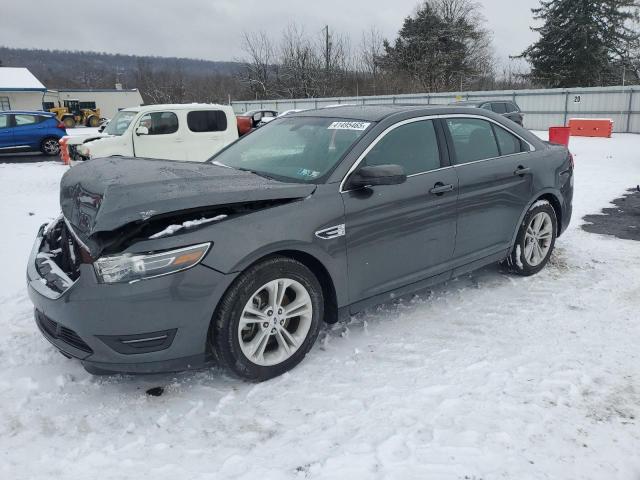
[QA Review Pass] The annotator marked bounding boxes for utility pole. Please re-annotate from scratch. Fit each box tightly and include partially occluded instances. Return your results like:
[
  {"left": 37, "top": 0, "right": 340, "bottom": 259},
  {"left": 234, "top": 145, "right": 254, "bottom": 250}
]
[{"left": 324, "top": 25, "right": 330, "bottom": 74}]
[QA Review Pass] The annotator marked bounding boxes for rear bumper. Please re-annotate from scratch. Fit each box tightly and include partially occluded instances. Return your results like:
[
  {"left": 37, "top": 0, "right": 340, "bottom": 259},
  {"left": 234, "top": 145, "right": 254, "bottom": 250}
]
[{"left": 27, "top": 224, "right": 237, "bottom": 374}]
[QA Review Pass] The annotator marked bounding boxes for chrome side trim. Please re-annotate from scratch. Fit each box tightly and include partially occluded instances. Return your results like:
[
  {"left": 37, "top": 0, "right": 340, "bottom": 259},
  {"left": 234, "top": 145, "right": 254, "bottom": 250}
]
[
  {"left": 442, "top": 114, "right": 537, "bottom": 151},
  {"left": 121, "top": 335, "right": 168, "bottom": 344},
  {"left": 0, "top": 145, "right": 30, "bottom": 150},
  {"left": 315, "top": 224, "right": 346, "bottom": 240},
  {"left": 339, "top": 113, "right": 538, "bottom": 193}
]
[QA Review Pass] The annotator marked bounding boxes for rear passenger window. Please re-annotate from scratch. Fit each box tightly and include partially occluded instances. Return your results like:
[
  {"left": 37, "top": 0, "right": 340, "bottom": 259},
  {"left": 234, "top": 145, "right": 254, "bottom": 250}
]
[
  {"left": 491, "top": 103, "right": 507, "bottom": 114},
  {"left": 504, "top": 103, "right": 519, "bottom": 113},
  {"left": 493, "top": 125, "right": 527, "bottom": 155},
  {"left": 0, "top": 115, "right": 8, "bottom": 129},
  {"left": 138, "top": 112, "right": 179, "bottom": 135},
  {"left": 364, "top": 120, "right": 440, "bottom": 175},
  {"left": 446, "top": 118, "right": 499, "bottom": 164},
  {"left": 187, "top": 110, "right": 227, "bottom": 132},
  {"left": 14, "top": 114, "right": 38, "bottom": 126}
]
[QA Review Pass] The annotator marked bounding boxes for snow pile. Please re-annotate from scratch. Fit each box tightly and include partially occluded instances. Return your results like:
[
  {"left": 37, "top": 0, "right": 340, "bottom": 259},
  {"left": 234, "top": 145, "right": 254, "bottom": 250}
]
[
  {"left": 1, "top": 134, "right": 640, "bottom": 479},
  {"left": 149, "top": 215, "right": 228, "bottom": 239}
]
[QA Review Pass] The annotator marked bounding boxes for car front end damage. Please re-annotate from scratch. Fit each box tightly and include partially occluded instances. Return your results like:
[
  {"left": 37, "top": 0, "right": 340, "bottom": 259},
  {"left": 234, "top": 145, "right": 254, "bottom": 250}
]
[
  {"left": 26, "top": 215, "right": 236, "bottom": 374},
  {"left": 26, "top": 157, "right": 318, "bottom": 374}
]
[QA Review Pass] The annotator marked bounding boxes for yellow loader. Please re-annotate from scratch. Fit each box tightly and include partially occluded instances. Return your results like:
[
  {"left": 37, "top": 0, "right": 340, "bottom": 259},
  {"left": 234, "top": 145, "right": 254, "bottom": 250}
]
[{"left": 49, "top": 100, "right": 101, "bottom": 128}]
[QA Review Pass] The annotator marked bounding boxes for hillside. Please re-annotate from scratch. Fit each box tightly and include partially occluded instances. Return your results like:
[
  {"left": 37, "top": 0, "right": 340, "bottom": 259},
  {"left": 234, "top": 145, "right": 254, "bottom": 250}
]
[{"left": 0, "top": 47, "right": 246, "bottom": 102}]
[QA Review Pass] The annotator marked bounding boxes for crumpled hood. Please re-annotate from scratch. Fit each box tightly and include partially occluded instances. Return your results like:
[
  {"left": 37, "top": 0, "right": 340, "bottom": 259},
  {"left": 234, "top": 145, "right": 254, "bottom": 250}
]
[
  {"left": 60, "top": 157, "right": 316, "bottom": 253},
  {"left": 65, "top": 132, "right": 112, "bottom": 146}
]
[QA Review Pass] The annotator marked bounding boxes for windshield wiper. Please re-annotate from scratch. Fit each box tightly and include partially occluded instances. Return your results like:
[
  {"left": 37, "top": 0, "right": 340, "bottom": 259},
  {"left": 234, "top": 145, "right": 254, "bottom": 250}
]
[{"left": 234, "top": 167, "right": 276, "bottom": 181}]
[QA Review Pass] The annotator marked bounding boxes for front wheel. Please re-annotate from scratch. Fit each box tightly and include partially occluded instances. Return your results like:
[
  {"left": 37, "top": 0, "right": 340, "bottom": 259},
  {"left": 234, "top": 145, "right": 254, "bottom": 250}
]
[
  {"left": 40, "top": 137, "right": 60, "bottom": 156},
  {"left": 211, "top": 256, "right": 324, "bottom": 381},
  {"left": 505, "top": 201, "right": 557, "bottom": 276}
]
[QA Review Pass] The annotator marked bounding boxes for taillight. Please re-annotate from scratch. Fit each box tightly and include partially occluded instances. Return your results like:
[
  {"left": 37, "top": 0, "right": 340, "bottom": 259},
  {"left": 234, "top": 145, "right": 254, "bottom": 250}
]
[
  {"left": 568, "top": 152, "right": 574, "bottom": 169},
  {"left": 57, "top": 121, "right": 66, "bottom": 130}
]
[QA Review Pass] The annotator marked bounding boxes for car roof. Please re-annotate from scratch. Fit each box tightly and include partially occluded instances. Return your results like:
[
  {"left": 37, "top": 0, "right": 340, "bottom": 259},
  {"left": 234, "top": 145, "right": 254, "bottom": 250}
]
[
  {"left": 287, "top": 104, "right": 441, "bottom": 121},
  {"left": 454, "top": 99, "right": 516, "bottom": 106},
  {"left": 122, "top": 103, "right": 233, "bottom": 113},
  {"left": 243, "top": 109, "right": 278, "bottom": 115},
  {"left": 1, "top": 110, "right": 55, "bottom": 116},
  {"left": 286, "top": 104, "right": 520, "bottom": 122}
]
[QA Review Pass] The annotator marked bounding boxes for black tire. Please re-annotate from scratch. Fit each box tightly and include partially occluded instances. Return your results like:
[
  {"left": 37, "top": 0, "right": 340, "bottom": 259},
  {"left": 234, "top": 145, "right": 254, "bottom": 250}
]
[
  {"left": 211, "top": 256, "right": 324, "bottom": 381},
  {"left": 87, "top": 115, "right": 100, "bottom": 128},
  {"left": 505, "top": 201, "right": 557, "bottom": 276},
  {"left": 40, "top": 137, "right": 60, "bottom": 156},
  {"left": 62, "top": 116, "right": 75, "bottom": 128}
]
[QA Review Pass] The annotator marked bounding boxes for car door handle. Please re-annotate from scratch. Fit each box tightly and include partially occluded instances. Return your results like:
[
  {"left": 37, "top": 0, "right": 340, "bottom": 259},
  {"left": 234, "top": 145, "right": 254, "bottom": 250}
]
[
  {"left": 429, "top": 183, "right": 454, "bottom": 196},
  {"left": 514, "top": 166, "right": 531, "bottom": 176}
]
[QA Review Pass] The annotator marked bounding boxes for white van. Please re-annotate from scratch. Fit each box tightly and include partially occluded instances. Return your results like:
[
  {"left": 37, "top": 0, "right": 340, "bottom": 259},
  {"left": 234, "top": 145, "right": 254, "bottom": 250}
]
[{"left": 71, "top": 104, "right": 238, "bottom": 162}]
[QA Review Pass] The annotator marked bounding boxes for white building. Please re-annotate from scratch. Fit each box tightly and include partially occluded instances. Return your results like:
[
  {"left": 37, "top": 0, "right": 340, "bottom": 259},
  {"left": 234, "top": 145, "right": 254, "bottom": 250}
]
[
  {"left": 0, "top": 67, "right": 144, "bottom": 118},
  {"left": 0, "top": 67, "right": 46, "bottom": 111},
  {"left": 43, "top": 88, "right": 143, "bottom": 118}
]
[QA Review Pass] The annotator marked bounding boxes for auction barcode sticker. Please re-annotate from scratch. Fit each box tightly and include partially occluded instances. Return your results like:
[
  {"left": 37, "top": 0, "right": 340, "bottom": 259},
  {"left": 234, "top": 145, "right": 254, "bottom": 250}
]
[{"left": 328, "top": 121, "right": 371, "bottom": 131}]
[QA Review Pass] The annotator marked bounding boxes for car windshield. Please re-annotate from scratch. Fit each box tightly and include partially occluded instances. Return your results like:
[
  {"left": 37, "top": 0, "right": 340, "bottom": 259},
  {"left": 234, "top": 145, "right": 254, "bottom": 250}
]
[
  {"left": 103, "top": 111, "right": 138, "bottom": 136},
  {"left": 210, "top": 117, "right": 371, "bottom": 183}
]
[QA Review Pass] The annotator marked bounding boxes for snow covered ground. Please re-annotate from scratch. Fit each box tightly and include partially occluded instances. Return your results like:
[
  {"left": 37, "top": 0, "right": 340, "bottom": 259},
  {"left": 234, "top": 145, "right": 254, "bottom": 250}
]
[{"left": 1, "top": 133, "right": 639, "bottom": 480}]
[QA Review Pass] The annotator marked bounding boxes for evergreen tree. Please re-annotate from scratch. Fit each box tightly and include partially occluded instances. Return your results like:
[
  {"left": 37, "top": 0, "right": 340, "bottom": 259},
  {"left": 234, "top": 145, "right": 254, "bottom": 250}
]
[
  {"left": 521, "top": 0, "right": 640, "bottom": 87},
  {"left": 378, "top": 0, "right": 493, "bottom": 93}
]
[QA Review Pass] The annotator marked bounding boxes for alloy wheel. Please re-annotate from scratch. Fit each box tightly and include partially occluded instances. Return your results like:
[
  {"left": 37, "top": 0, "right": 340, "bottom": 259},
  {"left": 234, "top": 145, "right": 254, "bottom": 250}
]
[
  {"left": 43, "top": 139, "right": 60, "bottom": 155},
  {"left": 524, "top": 211, "right": 553, "bottom": 267},
  {"left": 238, "top": 278, "right": 313, "bottom": 366}
]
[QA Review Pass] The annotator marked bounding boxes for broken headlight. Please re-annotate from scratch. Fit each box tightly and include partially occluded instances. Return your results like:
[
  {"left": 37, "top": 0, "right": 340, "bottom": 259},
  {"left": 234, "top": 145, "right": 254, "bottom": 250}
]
[
  {"left": 94, "top": 243, "right": 211, "bottom": 284},
  {"left": 76, "top": 144, "right": 91, "bottom": 157}
]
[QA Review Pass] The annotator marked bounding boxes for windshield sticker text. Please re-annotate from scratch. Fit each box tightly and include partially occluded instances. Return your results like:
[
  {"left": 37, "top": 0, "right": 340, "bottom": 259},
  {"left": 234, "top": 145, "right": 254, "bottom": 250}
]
[{"left": 328, "top": 121, "right": 371, "bottom": 131}]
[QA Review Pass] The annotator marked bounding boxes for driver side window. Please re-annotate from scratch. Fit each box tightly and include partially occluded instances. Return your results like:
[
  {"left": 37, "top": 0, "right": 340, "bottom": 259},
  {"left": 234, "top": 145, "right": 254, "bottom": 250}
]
[
  {"left": 138, "top": 112, "right": 179, "bottom": 135},
  {"left": 364, "top": 120, "right": 440, "bottom": 176}
]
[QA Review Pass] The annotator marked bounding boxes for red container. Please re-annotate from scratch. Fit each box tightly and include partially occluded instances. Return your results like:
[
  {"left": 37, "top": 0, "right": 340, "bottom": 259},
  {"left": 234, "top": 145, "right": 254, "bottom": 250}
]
[
  {"left": 236, "top": 116, "right": 253, "bottom": 136},
  {"left": 568, "top": 118, "right": 613, "bottom": 138},
  {"left": 548, "top": 126, "right": 571, "bottom": 146}
]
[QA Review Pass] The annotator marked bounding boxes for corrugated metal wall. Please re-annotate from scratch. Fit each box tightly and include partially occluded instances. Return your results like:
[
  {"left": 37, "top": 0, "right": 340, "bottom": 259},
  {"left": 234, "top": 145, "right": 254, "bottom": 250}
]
[{"left": 232, "top": 86, "right": 640, "bottom": 133}]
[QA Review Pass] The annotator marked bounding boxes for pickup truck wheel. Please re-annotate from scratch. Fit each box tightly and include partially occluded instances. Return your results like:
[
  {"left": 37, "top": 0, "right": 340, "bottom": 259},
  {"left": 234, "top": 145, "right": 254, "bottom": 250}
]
[
  {"left": 40, "top": 137, "right": 60, "bottom": 156},
  {"left": 211, "top": 256, "right": 323, "bottom": 382},
  {"left": 505, "top": 201, "right": 557, "bottom": 276}
]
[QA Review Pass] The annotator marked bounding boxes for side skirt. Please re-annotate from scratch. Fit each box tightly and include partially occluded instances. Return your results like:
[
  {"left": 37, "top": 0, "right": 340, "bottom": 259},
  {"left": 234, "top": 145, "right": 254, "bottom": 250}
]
[{"left": 342, "top": 249, "right": 510, "bottom": 318}]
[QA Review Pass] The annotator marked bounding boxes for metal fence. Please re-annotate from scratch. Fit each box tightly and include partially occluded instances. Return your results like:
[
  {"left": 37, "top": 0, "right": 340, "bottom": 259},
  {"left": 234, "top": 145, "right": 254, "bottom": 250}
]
[{"left": 232, "top": 85, "right": 640, "bottom": 133}]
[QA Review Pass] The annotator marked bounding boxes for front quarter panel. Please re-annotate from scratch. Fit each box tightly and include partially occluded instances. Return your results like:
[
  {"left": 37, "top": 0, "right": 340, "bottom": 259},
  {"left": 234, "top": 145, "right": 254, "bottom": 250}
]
[
  {"left": 86, "top": 134, "right": 134, "bottom": 158},
  {"left": 128, "top": 185, "right": 350, "bottom": 306}
]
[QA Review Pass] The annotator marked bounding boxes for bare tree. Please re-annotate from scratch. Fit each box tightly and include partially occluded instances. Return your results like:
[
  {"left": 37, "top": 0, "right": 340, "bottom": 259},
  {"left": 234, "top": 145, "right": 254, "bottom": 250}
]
[
  {"left": 239, "top": 31, "right": 275, "bottom": 99},
  {"left": 358, "top": 27, "right": 384, "bottom": 95}
]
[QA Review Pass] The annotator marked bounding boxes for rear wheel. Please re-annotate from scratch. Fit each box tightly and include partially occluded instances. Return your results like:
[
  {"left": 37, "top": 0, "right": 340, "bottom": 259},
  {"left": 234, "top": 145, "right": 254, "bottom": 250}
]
[
  {"left": 211, "top": 256, "right": 323, "bottom": 381},
  {"left": 62, "top": 116, "right": 75, "bottom": 128},
  {"left": 40, "top": 137, "right": 60, "bottom": 156},
  {"left": 505, "top": 201, "right": 557, "bottom": 276}
]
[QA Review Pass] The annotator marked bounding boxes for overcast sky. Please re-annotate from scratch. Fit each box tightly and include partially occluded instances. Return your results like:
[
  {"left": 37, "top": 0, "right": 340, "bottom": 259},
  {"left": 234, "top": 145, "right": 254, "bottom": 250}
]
[{"left": 1, "top": 0, "right": 541, "bottom": 65}]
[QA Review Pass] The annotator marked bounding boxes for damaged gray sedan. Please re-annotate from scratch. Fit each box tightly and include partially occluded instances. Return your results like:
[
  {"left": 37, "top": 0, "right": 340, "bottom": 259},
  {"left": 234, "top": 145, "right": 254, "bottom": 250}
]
[{"left": 27, "top": 105, "right": 573, "bottom": 381}]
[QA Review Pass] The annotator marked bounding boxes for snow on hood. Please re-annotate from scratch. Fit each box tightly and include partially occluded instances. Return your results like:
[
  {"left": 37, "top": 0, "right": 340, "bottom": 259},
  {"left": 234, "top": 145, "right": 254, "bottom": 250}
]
[{"left": 60, "top": 157, "right": 316, "bottom": 256}]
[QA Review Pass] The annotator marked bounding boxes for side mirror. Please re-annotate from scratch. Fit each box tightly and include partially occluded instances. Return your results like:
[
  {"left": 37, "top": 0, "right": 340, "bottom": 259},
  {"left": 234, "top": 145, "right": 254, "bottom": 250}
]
[
  {"left": 348, "top": 164, "right": 407, "bottom": 189},
  {"left": 135, "top": 126, "right": 149, "bottom": 136}
]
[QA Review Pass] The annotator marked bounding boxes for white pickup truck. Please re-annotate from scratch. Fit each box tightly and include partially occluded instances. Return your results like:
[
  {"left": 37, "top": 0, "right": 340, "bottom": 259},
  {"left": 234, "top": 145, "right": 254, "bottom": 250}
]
[{"left": 61, "top": 103, "right": 238, "bottom": 163}]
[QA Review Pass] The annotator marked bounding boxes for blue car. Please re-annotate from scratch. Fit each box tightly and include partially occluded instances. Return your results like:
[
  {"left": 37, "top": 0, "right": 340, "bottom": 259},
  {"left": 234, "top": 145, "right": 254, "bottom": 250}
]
[{"left": 0, "top": 111, "right": 67, "bottom": 156}]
